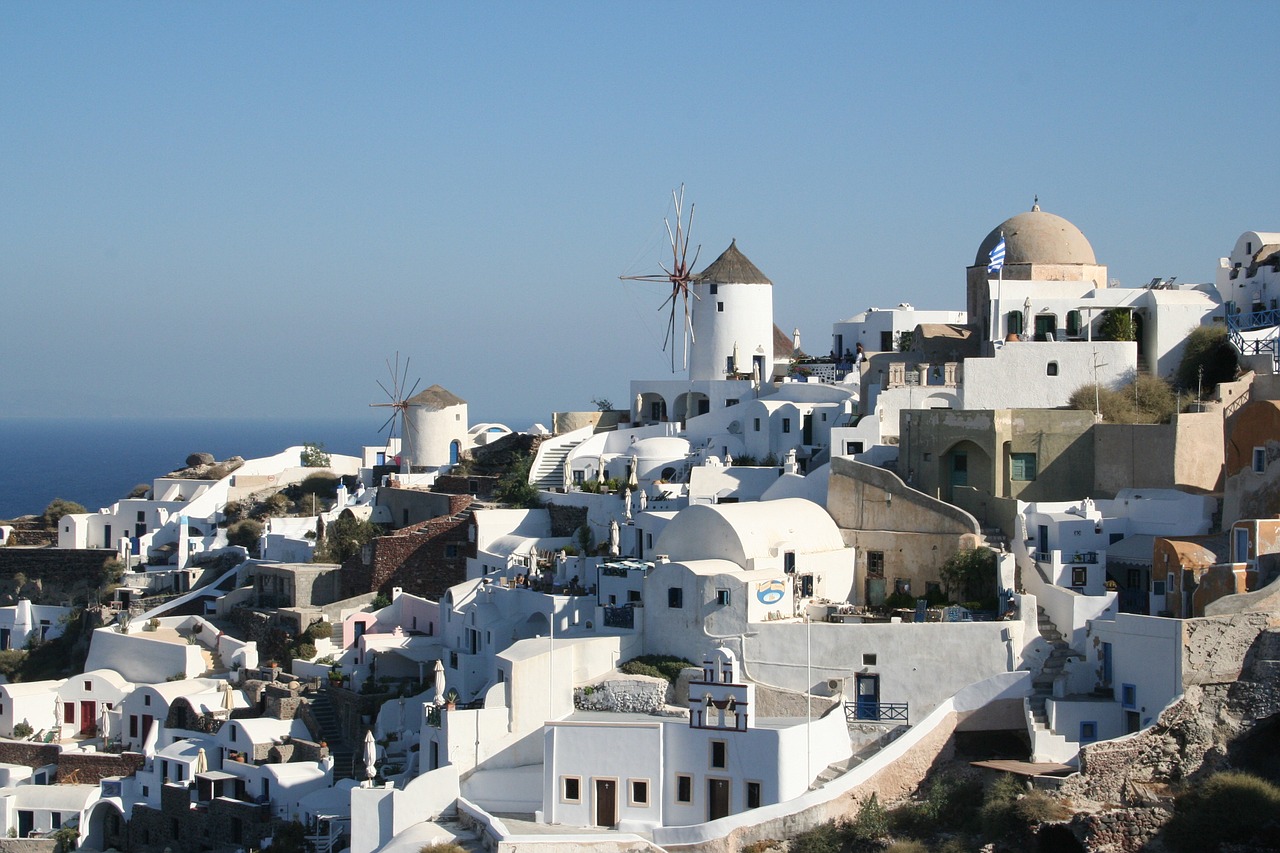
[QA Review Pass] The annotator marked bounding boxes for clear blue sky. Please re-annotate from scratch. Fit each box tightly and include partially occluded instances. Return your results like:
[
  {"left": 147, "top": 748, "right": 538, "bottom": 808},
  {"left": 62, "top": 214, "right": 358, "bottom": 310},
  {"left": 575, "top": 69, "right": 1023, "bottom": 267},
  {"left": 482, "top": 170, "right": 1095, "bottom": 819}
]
[{"left": 3, "top": 2, "right": 1275, "bottom": 428}]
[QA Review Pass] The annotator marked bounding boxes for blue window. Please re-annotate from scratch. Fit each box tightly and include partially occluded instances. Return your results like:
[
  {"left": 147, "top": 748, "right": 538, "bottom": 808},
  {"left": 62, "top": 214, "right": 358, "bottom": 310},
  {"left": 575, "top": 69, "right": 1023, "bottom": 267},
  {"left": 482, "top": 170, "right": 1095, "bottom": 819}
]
[
  {"left": 1080, "top": 721, "right": 1097, "bottom": 743},
  {"left": 1121, "top": 683, "right": 1136, "bottom": 709}
]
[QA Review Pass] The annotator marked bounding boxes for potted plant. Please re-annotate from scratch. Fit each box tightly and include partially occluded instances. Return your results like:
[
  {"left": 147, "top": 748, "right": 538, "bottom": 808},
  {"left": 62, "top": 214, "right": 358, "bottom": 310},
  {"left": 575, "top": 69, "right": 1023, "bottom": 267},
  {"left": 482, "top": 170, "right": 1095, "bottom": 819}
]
[{"left": 444, "top": 688, "right": 459, "bottom": 711}]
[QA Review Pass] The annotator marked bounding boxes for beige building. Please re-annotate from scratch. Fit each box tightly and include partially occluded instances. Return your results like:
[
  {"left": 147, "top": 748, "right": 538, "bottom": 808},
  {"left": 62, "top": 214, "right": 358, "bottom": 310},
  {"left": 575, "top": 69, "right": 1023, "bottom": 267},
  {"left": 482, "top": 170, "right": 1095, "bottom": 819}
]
[{"left": 826, "top": 457, "right": 983, "bottom": 605}]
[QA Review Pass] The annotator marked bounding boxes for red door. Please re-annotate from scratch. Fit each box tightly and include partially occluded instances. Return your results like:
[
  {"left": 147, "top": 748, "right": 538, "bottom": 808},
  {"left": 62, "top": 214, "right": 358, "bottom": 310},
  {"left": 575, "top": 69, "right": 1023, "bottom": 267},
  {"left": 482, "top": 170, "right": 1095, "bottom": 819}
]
[{"left": 80, "top": 701, "right": 96, "bottom": 735}]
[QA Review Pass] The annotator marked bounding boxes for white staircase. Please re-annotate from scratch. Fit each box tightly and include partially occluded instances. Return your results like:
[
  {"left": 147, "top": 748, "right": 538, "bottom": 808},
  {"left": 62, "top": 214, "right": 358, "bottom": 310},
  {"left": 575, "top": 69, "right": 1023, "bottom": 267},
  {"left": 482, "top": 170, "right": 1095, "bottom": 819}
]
[{"left": 528, "top": 427, "right": 593, "bottom": 490}]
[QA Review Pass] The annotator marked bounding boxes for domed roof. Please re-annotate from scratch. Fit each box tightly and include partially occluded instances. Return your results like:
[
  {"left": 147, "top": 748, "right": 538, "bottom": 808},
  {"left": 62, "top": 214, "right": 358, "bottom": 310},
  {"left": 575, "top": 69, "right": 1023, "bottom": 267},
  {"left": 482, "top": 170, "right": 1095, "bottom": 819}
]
[{"left": 974, "top": 203, "right": 1096, "bottom": 267}]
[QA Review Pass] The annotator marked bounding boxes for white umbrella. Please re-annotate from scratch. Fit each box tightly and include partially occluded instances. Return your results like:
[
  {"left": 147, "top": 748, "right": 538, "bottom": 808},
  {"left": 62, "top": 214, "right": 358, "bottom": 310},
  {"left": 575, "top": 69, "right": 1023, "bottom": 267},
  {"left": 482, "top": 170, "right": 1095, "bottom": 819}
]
[
  {"left": 635, "top": 393, "right": 644, "bottom": 423},
  {"left": 725, "top": 451, "right": 734, "bottom": 467},
  {"left": 623, "top": 488, "right": 632, "bottom": 521},
  {"left": 362, "top": 730, "right": 378, "bottom": 786},
  {"left": 638, "top": 490, "right": 647, "bottom": 513},
  {"left": 608, "top": 520, "right": 620, "bottom": 557},
  {"left": 53, "top": 695, "right": 63, "bottom": 733},
  {"left": 193, "top": 747, "right": 208, "bottom": 776},
  {"left": 562, "top": 454, "right": 572, "bottom": 490},
  {"left": 222, "top": 681, "right": 236, "bottom": 713},
  {"left": 98, "top": 704, "right": 110, "bottom": 741},
  {"left": 732, "top": 341, "right": 741, "bottom": 375},
  {"left": 627, "top": 457, "right": 638, "bottom": 489},
  {"left": 433, "top": 659, "right": 446, "bottom": 706}
]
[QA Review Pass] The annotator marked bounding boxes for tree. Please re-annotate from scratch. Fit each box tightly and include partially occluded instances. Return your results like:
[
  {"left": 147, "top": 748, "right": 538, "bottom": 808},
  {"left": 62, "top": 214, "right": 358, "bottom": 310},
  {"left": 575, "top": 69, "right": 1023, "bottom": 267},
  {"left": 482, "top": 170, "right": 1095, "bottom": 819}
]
[
  {"left": 1165, "top": 771, "right": 1280, "bottom": 852},
  {"left": 42, "top": 498, "right": 86, "bottom": 529},
  {"left": 493, "top": 453, "right": 542, "bottom": 509},
  {"left": 591, "top": 396, "right": 614, "bottom": 412},
  {"left": 1098, "top": 308, "right": 1136, "bottom": 342},
  {"left": 300, "top": 442, "right": 331, "bottom": 467},
  {"left": 314, "top": 515, "right": 380, "bottom": 563},
  {"left": 1176, "top": 324, "right": 1239, "bottom": 394},
  {"left": 939, "top": 548, "right": 996, "bottom": 605}
]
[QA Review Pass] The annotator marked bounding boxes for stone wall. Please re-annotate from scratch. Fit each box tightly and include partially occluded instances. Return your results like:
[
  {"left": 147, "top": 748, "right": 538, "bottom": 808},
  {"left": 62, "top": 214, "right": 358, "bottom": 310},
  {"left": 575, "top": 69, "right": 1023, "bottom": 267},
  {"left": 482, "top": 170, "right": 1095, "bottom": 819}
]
[
  {"left": 1070, "top": 806, "right": 1169, "bottom": 853},
  {"left": 574, "top": 674, "right": 671, "bottom": 714},
  {"left": 341, "top": 508, "right": 474, "bottom": 602},
  {"left": 1059, "top": 619, "right": 1280, "bottom": 810},
  {"left": 129, "top": 782, "right": 272, "bottom": 852},
  {"left": 0, "top": 549, "right": 116, "bottom": 604},
  {"left": 0, "top": 741, "right": 58, "bottom": 768},
  {"left": 56, "top": 750, "right": 144, "bottom": 785},
  {"left": 548, "top": 504, "right": 588, "bottom": 538}
]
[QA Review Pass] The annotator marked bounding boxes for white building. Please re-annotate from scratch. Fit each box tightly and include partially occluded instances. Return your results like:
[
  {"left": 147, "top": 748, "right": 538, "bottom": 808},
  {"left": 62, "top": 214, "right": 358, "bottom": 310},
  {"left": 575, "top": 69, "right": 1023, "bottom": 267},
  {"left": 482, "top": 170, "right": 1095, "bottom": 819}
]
[
  {"left": 541, "top": 647, "right": 852, "bottom": 829},
  {"left": 402, "top": 385, "right": 469, "bottom": 469},
  {"left": 832, "top": 304, "right": 967, "bottom": 359}
]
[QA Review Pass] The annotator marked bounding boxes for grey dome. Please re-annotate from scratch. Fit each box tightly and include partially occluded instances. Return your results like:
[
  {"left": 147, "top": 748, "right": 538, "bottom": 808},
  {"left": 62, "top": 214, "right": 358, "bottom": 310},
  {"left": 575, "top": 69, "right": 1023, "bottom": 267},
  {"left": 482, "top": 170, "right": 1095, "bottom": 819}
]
[{"left": 974, "top": 205, "right": 1096, "bottom": 267}]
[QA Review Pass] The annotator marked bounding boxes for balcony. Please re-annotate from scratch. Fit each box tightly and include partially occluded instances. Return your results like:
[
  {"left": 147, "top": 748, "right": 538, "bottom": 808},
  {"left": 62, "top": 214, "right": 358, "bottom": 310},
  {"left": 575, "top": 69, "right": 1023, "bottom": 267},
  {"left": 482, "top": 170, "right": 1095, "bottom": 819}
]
[{"left": 845, "top": 701, "right": 908, "bottom": 723}]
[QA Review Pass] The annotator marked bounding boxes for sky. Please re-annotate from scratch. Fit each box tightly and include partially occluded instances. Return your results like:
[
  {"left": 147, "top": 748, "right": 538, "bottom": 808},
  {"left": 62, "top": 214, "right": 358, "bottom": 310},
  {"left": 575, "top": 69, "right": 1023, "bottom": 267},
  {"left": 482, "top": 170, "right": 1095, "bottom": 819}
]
[{"left": 3, "top": 2, "right": 1277, "bottom": 429}]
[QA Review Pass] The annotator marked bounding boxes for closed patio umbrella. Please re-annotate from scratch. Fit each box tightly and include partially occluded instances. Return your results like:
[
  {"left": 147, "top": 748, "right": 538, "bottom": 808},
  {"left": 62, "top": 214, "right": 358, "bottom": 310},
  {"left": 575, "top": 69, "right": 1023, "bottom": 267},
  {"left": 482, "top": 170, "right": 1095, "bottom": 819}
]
[{"left": 362, "top": 730, "right": 378, "bottom": 786}]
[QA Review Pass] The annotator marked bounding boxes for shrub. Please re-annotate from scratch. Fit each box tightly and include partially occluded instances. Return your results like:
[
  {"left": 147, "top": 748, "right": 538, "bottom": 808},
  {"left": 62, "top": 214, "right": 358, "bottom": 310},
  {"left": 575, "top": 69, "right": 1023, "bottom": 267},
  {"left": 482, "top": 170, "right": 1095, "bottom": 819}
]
[
  {"left": 885, "top": 842, "right": 929, "bottom": 853},
  {"left": 294, "top": 643, "right": 317, "bottom": 661},
  {"left": 227, "top": 518, "right": 264, "bottom": 550},
  {"left": 849, "top": 792, "right": 889, "bottom": 843},
  {"left": 300, "top": 442, "right": 331, "bottom": 468},
  {"left": 303, "top": 620, "right": 330, "bottom": 642},
  {"left": 940, "top": 548, "right": 996, "bottom": 605},
  {"left": 125, "top": 483, "right": 151, "bottom": 499},
  {"left": 882, "top": 591, "right": 917, "bottom": 610},
  {"left": 42, "top": 498, "right": 86, "bottom": 529},
  {"left": 419, "top": 843, "right": 469, "bottom": 853},
  {"left": 299, "top": 472, "right": 341, "bottom": 498},
  {"left": 1165, "top": 771, "right": 1280, "bottom": 852},
  {"left": 371, "top": 593, "right": 392, "bottom": 609},
  {"left": 789, "top": 820, "right": 846, "bottom": 853},
  {"left": 1069, "top": 374, "right": 1177, "bottom": 424},
  {"left": 1176, "top": 324, "right": 1238, "bottom": 393},
  {"left": 493, "top": 452, "right": 542, "bottom": 509},
  {"left": 619, "top": 655, "right": 695, "bottom": 683},
  {"left": 314, "top": 515, "right": 380, "bottom": 563},
  {"left": 1099, "top": 308, "right": 1136, "bottom": 341},
  {"left": 12, "top": 721, "right": 33, "bottom": 739}
]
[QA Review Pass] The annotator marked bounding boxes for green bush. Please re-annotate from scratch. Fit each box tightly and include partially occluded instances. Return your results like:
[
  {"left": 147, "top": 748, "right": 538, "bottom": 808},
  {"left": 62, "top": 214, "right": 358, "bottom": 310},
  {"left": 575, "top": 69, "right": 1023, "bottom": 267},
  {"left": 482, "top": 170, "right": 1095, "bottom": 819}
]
[
  {"left": 940, "top": 548, "right": 996, "bottom": 605},
  {"left": 1165, "top": 771, "right": 1280, "bottom": 852},
  {"left": 300, "top": 442, "right": 331, "bottom": 468},
  {"left": 1176, "top": 324, "right": 1238, "bottom": 393},
  {"left": 1099, "top": 308, "right": 1136, "bottom": 341},
  {"left": 619, "top": 661, "right": 663, "bottom": 679},
  {"left": 314, "top": 515, "right": 380, "bottom": 563},
  {"left": 42, "top": 498, "right": 86, "bottom": 529},
  {"left": 849, "top": 793, "right": 889, "bottom": 843},
  {"left": 227, "top": 518, "right": 264, "bottom": 550},
  {"left": 788, "top": 821, "right": 846, "bottom": 853},
  {"left": 979, "top": 774, "right": 1068, "bottom": 841},
  {"left": 298, "top": 472, "right": 341, "bottom": 497},
  {"left": 890, "top": 772, "right": 984, "bottom": 838},
  {"left": 303, "top": 620, "right": 330, "bottom": 642},
  {"left": 882, "top": 592, "right": 917, "bottom": 610},
  {"left": 294, "top": 643, "right": 317, "bottom": 661},
  {"left": 12, "top": 721, "right": 33, "bottom": 739},
  {"left": 619, "top": 655, "right": 695, "bottom": 683},
  {"left": 371, "top": 593, "right": 392, "bottom": 609}
]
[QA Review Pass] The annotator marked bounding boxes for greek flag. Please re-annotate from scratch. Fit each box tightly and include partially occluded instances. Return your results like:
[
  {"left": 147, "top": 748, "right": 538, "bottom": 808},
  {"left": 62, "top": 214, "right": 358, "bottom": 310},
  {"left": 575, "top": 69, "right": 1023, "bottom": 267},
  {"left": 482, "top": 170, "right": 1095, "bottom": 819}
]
[{"left": 987, "top": 236, "right": 1006, "bottom": 274}]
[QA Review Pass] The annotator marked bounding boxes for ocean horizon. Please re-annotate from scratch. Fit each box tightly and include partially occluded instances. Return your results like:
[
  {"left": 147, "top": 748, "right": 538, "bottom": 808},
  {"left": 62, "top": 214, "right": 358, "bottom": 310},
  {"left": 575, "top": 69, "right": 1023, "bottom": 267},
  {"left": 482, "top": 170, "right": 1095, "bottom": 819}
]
[{"left": 0, "top": 414, "right": 530, "bottom": 521}]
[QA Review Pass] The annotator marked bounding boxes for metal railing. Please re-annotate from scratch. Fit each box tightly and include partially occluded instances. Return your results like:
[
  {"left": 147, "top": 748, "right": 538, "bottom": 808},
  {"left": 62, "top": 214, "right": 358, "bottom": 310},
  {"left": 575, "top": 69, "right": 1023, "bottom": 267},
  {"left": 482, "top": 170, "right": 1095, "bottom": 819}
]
[{"left": 845, "top": 701, "right": 908, "bottom": 723}]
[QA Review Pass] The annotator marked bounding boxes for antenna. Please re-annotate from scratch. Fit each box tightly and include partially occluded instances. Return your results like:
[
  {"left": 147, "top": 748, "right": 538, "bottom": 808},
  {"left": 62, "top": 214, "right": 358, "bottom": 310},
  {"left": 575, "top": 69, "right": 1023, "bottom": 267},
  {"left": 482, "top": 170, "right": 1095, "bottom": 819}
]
[
  {"left": 620, "top": 185, "right": 702, "bottom": 372},
  {"left": 369, "top": 353, "right": 421, "bottom": 470}
]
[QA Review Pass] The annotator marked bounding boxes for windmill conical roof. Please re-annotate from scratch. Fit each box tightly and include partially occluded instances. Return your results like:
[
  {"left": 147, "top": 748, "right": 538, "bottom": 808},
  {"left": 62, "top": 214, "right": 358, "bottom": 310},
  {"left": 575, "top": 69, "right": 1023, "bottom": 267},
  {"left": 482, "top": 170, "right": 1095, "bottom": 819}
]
[
  {"left": 406, "top": 384, "right": 467, "bottom": 409},
  {"left": 695, "top": 240, "right": 772, "bottom": 285}
]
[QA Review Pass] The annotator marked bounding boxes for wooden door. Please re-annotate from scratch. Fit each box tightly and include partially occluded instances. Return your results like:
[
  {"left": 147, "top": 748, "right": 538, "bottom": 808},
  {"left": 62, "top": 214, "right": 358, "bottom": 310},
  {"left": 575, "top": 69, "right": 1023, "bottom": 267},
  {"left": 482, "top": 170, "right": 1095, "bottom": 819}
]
[
  {"left": 80, "top": 701, "right": 96, "bottom": 734},
  {"left": 594, "top": 779, "right": 616, "bottom": 827},
  {"left": 708, "top": 778, "right": 730, "bottom": 821}
]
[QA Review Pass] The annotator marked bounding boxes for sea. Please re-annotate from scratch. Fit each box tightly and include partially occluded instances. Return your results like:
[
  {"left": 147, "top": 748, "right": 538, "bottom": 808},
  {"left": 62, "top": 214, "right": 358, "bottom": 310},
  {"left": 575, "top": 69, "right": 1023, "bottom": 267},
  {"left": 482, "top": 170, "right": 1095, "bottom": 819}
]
[{"left": 0, "top": 417, "right": 387, "bottom": 520}]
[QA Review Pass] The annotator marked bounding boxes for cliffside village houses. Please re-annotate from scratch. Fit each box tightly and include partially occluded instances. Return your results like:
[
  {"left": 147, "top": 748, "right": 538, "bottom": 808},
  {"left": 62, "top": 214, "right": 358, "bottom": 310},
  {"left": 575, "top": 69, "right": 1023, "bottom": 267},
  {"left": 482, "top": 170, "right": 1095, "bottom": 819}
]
[{"left": 3, "top": 209, "right": 1280, "bottom": 853}]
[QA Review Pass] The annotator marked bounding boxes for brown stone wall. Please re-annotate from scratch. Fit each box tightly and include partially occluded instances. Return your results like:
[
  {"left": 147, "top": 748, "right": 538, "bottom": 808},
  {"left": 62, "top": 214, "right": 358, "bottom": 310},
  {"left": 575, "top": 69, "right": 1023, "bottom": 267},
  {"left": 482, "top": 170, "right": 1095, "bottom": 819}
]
[
  {"left": 548, "top": 504, "right": 588, "bottom": 538},
  {"left": 1071, "top": 806, "right": 1169, "bottom": 853},
  {"left": 129, "top": 786, "right": 272, "bottom": 853},
  {"left": 57, "top": 751, "right": 144, "bottom": 784},
  {"left": 341, "top": 506, "right": 474, "bottom": 601},
  {"left": 433, "top": 475, "right": 500, "bottom": 500},
  {"left": 0, "top": 741, "right": 58, "bottom": 768}
]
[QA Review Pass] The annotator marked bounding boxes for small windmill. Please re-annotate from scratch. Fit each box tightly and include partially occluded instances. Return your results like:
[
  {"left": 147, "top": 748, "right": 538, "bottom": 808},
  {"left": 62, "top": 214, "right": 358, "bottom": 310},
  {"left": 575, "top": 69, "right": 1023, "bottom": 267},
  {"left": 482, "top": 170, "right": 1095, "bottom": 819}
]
[
  {"left": 620, "top": 185, "right": 701, "bottom": 372},
  {"left": 369, "top": 353, "right": 421, "bottom": 468}
]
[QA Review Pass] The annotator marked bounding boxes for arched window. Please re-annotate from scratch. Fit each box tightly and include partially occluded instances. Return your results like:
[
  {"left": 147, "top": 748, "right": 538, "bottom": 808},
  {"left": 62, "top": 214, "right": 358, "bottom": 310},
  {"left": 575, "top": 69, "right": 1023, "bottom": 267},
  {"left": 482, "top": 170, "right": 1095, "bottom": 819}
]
[
  {"left": 1066, "top": 310, "right": 1083, "bottom": 337},
  {"left": 1007, "top": 311, "right": 1023, "bottom": 336}
]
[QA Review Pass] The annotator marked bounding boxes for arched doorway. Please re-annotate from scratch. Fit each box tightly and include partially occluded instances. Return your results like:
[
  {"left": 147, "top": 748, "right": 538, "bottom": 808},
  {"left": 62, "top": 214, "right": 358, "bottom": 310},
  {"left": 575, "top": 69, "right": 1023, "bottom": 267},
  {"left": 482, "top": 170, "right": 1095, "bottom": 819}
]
[
  {"left": 83, "top": 800, "right": 126, "bottom": 851},
  {"left": 941, "top": 440, "right": 992, "bottom": 504},
  {"left": 449, "top": 440, "right": 460, "bottom": 465}
]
